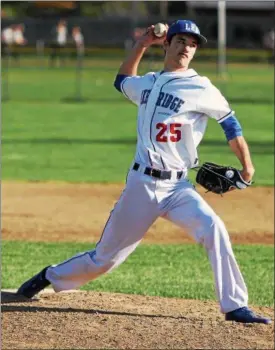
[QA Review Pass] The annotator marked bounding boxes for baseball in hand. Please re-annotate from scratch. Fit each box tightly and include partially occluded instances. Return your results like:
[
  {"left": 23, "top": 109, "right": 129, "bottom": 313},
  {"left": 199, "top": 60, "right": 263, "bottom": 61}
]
[{"left": 153, "top": 23, "right": 167, "bottom": 37}]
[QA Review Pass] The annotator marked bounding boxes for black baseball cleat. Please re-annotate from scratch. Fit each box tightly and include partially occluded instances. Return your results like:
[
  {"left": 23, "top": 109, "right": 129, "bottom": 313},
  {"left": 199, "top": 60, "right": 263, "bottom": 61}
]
[
  {"left": 17, "top": 266, "right": 51, "bottom": 298},
  {"left": 225, "top": 307, "right": 272, "bottom": 324}
]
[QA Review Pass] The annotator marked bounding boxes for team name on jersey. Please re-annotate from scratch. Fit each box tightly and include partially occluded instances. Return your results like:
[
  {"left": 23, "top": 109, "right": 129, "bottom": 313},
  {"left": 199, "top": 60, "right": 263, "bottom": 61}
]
[
  {"left": 141, "top": 89, "right": 184, "bottom": 113},
  {"left": 140, "top": 89, "right": 151, "bottom": 105}
]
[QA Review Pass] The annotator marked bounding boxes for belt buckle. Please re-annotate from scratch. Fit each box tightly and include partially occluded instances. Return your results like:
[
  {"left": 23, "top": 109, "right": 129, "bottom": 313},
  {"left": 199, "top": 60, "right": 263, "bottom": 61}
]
[
  {"left": 145, "top": 167, "right": 154, "bottom": 177},
  {"left": 149, "top": 168, "right": 155, "bottom": 177}
]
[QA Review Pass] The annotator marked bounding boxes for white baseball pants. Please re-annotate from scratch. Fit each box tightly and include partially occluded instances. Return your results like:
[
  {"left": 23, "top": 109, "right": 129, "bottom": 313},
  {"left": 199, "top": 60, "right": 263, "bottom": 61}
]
[{"left": 46, "top": 168, "right": 248, "bottom": 313}]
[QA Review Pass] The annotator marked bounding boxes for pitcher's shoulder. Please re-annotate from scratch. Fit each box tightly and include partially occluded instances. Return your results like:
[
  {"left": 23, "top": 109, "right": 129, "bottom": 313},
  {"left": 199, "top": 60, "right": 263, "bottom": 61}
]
[
  {"left": 144, "top": 71, "right": 159, "bottom": 81},
  {"left": 192, "top": 74, "right": 213, "bottom": 88}
]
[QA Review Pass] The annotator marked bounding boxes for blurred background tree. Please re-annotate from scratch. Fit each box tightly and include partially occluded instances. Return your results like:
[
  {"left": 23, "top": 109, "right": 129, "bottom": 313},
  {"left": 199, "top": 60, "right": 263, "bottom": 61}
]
[{"left": 1, "top": 1, "right": 185, "bottom": 19}]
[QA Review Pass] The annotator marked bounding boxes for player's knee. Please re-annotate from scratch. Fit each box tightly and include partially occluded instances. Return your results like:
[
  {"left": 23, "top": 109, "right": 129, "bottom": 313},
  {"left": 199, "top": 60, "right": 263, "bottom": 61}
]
[
  {"left": 89, "top": 250, "right": 112, "bottom": 267},
  {"left": 198, "top": 214, "right": 230, "bottom": 250},
  {"left": 89, "top": 248, "right": 124, "bottom": 271}
]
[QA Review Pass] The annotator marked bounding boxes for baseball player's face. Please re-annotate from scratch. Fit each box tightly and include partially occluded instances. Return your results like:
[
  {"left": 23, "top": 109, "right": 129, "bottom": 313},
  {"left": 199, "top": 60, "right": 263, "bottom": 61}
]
[{"left": 164, "top": 34, "right": 198, "bottom": 69}]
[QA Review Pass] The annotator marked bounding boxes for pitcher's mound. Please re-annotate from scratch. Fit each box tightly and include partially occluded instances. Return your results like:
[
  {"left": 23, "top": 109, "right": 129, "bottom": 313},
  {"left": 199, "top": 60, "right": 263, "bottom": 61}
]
[{"left": 2, "top": 290, "right": 274, "bottom": 349}]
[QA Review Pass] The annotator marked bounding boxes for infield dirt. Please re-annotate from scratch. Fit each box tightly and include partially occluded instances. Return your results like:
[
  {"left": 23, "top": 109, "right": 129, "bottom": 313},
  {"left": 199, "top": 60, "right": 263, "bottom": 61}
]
[
  {"left": 2, "top": 182, "right": 274, "bottom": 245},
  {"left": 2, "top": 182, "right": 274, "bottom": 349}
]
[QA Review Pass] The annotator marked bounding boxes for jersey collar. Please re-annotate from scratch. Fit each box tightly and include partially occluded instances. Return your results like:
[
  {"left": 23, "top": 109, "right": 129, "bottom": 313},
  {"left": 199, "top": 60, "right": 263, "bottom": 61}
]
[{"left": 158, "top": 68, "right": 198, "bottom": 78}]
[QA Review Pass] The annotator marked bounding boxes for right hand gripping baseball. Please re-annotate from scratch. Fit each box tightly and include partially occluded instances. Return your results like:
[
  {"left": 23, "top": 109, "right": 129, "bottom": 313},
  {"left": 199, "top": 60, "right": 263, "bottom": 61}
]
[{"left": 137, "top": 24, "right": 168, "bottom": 48}]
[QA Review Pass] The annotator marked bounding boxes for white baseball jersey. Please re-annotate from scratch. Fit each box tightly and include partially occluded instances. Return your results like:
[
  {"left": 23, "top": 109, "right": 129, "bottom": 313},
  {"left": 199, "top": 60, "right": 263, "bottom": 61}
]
[{"left": 120, "top": 69, "right": 233, "bottom": 170}]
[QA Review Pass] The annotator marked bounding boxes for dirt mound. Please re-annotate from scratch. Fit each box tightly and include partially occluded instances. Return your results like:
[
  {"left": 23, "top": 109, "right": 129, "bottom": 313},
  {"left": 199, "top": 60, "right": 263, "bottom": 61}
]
[{"left": 2, "top": 290, "right": 274, "bottom": 349}]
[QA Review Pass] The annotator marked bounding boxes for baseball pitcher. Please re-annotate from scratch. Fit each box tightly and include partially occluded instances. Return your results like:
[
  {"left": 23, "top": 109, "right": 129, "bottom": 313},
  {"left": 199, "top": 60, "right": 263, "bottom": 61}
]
[{"left": 17, "top": 20, "right": 271, "bottom": 324}]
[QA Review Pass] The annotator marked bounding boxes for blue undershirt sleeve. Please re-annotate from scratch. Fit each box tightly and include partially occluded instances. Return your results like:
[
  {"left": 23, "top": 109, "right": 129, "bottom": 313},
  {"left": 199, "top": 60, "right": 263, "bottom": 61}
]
[
  {"left": 114, "top": 74, "right": 129, "bottom": 92},
  {"left": 220, "top": 115, "right": 243, "bottom": 141}
]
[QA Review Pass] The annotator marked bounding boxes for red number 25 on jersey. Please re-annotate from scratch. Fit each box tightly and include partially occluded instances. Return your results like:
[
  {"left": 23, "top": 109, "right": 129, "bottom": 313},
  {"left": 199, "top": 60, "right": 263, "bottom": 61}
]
[{"left": 156, "top": 123, "right": 182, "bottom": 142}]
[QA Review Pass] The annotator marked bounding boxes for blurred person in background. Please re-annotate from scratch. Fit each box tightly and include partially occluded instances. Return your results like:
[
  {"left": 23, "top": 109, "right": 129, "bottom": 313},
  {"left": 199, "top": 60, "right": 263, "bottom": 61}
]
[
  {"left": 263, "top": 28, "right": 275, "bottom": 65},
  {"left": 13, "top": 24, "right": 27, "bottom": 46},
  {"left": 1, "top": 9, "right": 7, "bottom": 18},
  {"left": 1, "top": 25, "right": 14, "bottom": 56},
  {"left": 13, "top": 24, "right": 27, "bottom": 63},
  {"left": 49, "top": 19, "right": 68, "bottom": 67},
  {"left": 72, "top": 26, "right": 84, "bottom": 56},
  {"left": 1, "top": 24, "right": 26, "bottom": 61}
]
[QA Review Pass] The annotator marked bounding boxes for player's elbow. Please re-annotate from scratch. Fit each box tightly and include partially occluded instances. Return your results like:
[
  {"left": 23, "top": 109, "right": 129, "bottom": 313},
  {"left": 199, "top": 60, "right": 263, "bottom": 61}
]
[
  {"left": 113, "top": 74, "right": 129, "bottom": 92},
  {"left": 113, "top": 75, "right": 122, "bottom": 92},
  {"left": 220, "top": 116, "right": 243, "bottom": 141}
]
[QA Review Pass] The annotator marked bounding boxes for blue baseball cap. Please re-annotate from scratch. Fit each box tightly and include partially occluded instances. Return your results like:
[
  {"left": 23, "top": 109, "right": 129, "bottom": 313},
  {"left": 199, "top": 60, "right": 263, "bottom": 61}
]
[{"left": 167, "top": 20, "right": 207, "bottom": 45}]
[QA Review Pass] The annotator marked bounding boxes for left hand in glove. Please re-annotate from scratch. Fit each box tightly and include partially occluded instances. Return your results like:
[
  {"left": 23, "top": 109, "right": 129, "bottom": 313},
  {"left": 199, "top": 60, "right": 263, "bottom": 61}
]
[{"left": 195, "top": 162, "right": 253, "bottom": 195}]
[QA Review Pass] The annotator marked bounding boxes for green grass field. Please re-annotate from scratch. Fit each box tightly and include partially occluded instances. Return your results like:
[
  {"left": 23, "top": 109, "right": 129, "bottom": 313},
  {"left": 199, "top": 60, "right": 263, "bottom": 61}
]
[
  {"left": 2, "top": 241, "right": 274, "bottom": 307},
  {"left": 2, "top": 59, "right": 274, "bottom": 307}
]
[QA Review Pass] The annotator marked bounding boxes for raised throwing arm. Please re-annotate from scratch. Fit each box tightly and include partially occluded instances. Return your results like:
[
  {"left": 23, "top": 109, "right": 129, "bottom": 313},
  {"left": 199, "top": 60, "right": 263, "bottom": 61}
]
[{"left": 118, "top": 25, "right": 168, "bottom": 76}]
